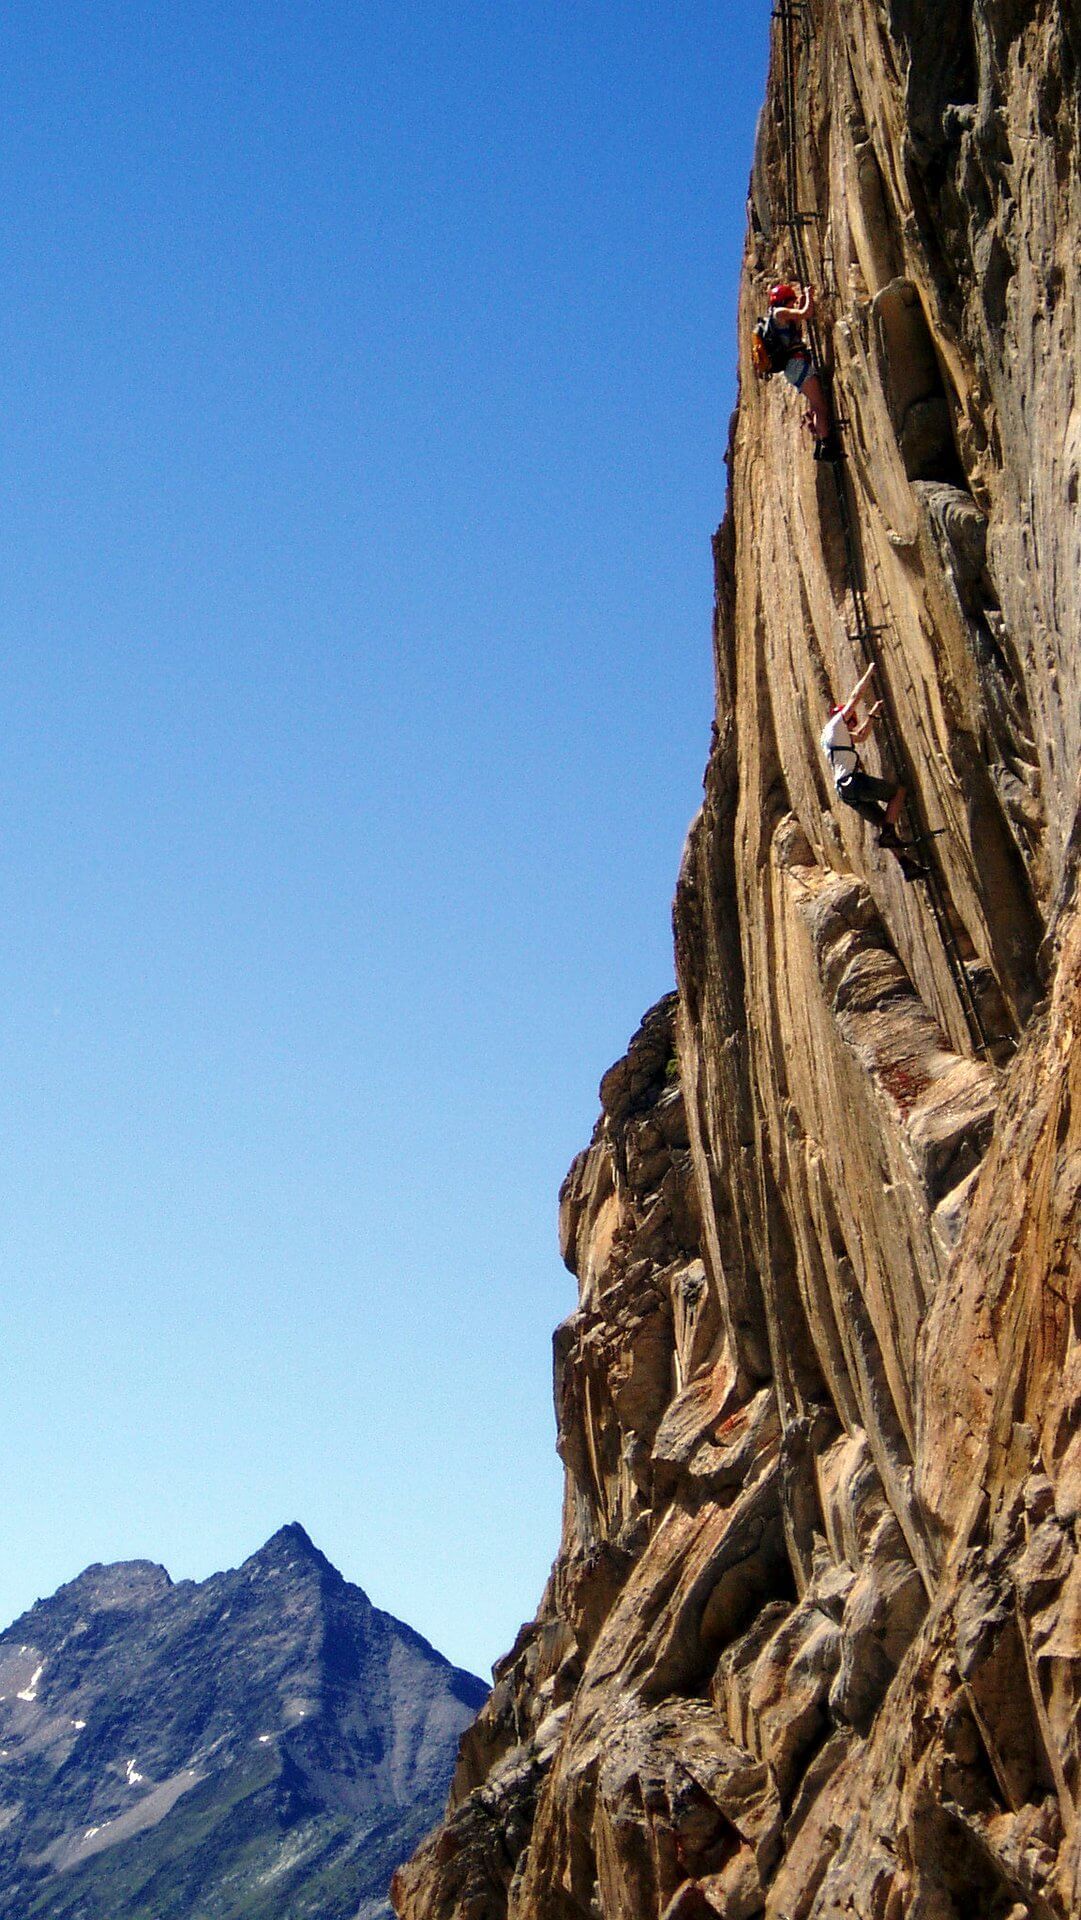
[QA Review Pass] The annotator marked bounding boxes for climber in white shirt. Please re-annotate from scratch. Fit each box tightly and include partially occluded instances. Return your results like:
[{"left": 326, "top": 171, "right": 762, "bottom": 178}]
[{"left": 821, "top": 666, "right": 926, "bottom": 881}]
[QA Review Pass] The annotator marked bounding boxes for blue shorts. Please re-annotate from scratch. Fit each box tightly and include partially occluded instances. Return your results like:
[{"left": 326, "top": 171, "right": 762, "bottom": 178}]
[{"left": 784, "top": 349, "right": 814, "bottom": 391}]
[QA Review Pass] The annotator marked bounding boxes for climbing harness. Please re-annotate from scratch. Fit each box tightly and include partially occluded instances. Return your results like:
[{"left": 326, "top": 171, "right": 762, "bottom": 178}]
[{"left": 771, "top": 0, "right": 994, "bottom": 1056}]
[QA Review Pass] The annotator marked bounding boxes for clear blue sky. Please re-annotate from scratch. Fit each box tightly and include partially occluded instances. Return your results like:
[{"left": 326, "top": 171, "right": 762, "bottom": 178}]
[{"left": 0, "top": 0, "right": 771, "bottom": 1680}]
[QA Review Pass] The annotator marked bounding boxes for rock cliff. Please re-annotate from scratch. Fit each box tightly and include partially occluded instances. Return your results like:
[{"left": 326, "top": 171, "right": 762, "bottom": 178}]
[
  {"left": 393, "top": 2, "right": 1081, "bottom": 1915},
  {"left": 0, "top": 1525, "right": 486, "bottom": 1920}
]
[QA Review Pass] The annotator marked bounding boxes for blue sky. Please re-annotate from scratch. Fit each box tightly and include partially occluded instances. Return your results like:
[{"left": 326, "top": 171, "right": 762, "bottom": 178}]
[{"left": 0, "top": 0, "right": 771, "bottom": 1679}]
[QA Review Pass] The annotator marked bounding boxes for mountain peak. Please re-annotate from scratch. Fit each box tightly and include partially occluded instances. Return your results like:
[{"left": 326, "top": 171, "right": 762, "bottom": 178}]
[
  {"left": 17, "top": 1558, "right": 173, "bottom": 1626},
  {"left": 0, "top": 1531, "right": 484, "bottom": 1918},
  {"left": 266, "top": 1520, "right": 318, "bottom": 1555},
  {"left": 243, "top": 1522, "right": 343, "bottom": 1585}
]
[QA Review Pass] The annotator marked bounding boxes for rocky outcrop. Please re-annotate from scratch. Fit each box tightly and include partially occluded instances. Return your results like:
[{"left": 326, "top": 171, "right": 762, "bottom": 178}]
[
  {"left": 0, "top": 1525, "right": 486, "bottom": 1920},
  {"left": 393, "top": 2, "right": 1081, "bottom": 1916}
]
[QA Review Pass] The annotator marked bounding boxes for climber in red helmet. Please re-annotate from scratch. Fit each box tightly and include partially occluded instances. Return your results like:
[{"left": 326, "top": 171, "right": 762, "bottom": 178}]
[{"left": 766, "top": 280, "right": 835, "bottom": 452}]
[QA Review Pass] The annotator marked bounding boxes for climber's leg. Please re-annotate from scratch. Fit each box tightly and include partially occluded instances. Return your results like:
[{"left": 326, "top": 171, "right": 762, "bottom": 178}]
[
  {"left": 799, "top": 371, "right": 832, "bottom": 440},
  {"left": 784, "top": 344, "right": 831, "bottom": 440}
]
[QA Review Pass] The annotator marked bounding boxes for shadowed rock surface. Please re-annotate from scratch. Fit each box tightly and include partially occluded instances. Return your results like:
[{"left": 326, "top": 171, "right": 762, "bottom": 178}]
[
  {"left": 392, "top": 1, "right": 1081, "bottom": 1915},
  {"left": 0, "top": 1524, "right": 487, "bottom": 1920}
]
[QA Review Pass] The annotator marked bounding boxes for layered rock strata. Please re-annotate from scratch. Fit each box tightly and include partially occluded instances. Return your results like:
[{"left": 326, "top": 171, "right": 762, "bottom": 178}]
[{"left": 393, "top": 1, "right": 1081, "bottom": 1914}]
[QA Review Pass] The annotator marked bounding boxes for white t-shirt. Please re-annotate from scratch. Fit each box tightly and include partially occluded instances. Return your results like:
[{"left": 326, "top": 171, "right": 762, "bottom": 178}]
[{"left": 820, "top": 711, "right": 859, "bottom": 787}]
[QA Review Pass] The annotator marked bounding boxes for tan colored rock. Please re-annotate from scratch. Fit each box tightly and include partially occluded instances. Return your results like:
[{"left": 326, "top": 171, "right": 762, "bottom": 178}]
[{"left": 393, "top": 2, "right": 1081, "bottom": 1916}]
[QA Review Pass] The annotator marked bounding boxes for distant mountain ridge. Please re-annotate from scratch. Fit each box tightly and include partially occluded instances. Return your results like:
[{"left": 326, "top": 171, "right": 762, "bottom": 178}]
[{"left": 0, "top": 1523, "right": 487, "bottom": 1919}]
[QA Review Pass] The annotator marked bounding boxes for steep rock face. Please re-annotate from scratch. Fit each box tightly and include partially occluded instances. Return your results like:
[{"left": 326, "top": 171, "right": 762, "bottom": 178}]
[
  {"left": 393, "top": 2, "right": 1081, "bottom": 1916},
  {"left": 0, "top": 1525, "right": 486, "bottom": 1920}
]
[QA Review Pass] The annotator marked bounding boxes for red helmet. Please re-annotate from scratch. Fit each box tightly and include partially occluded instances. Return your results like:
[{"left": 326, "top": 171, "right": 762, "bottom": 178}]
[{"left": 768, "top": 282, "right": 798, "bottom": 307}]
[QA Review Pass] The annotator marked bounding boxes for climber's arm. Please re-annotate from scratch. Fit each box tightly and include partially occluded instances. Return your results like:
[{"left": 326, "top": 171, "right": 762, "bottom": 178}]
[
  {"left": 851, "top": 700, "right": 884, "bottom": 742},
  {"left": 840, "top": 663, "right": 876, "bottom": 722}
]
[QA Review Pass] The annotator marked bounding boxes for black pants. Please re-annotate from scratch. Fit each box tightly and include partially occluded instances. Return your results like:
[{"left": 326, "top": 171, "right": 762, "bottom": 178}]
[{"left": 836, "top": 769, "right": 897, "bottom": 832}]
